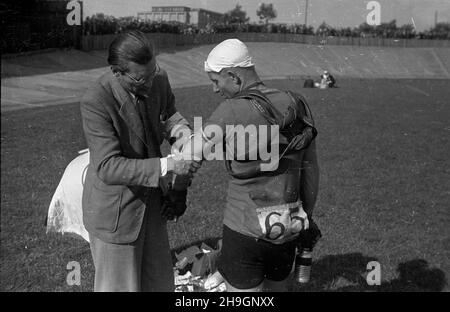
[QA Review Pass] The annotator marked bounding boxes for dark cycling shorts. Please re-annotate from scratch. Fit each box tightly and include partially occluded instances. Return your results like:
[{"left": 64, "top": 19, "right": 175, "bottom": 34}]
[{"left": 218, "top": 225, "right": 297, "bottom": 289}]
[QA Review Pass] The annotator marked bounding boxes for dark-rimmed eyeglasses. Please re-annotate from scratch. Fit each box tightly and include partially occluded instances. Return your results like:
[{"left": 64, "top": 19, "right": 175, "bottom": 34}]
[{"left": 123, "top": 63, "right": 160, "bottom": 85}]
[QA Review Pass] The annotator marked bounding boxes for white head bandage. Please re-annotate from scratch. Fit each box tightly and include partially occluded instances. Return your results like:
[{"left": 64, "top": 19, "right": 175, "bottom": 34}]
[{"left": 204, "top": 39, "right": 254, "bottom": 73}]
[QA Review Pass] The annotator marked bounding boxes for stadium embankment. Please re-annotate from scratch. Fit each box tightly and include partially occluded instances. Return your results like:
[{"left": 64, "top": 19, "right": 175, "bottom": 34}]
[
  {"left": 1, "top": 42, "right": 449, "bottom": 111},
  {"left": 158, "top": 43, "right": 450, "bottom": 88}
]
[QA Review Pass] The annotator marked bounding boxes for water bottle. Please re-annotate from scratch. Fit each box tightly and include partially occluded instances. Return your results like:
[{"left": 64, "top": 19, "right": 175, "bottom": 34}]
[
  {"left": 295, "top": 248, "right": 312, "bottom": 283},
  {"left": 171, "top": 173, "right": 192, "bottom": 191}
]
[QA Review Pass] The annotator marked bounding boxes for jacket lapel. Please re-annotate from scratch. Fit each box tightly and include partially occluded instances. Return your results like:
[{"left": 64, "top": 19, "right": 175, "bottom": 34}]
[{"left": 108, "top": 74, "right": 146, "bottom": 145}]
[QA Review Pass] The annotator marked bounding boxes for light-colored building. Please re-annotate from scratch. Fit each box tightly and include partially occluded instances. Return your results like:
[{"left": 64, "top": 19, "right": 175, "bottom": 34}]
[
  {"left": 137, "top": 6, "right": 223, "bottom": 28},
  {"left": 137, "top": 6, "right": 191, "bottom": 24},
  {"left": 190, "top": 8, "right": 224, "bottom": 28}
]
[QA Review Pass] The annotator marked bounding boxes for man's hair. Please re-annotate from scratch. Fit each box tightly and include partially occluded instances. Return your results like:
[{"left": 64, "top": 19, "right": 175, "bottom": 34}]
[
  {"left": 218, "top": 66, "right": 255, "bottom": 77},
  {"left": 220, "top": 66, "right": 259, "bottom": 84},
  {"left": 107, "top": 30, "right": 154, "bottom": 73}
]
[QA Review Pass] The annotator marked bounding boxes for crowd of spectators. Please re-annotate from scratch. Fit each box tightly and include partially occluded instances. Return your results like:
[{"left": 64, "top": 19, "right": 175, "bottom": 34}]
[
  {"left": 83, "top": 14, "right": 449, "bottom": 40},
  {"left": 83, "top": 14, "right": 184, "bottom": 35}
]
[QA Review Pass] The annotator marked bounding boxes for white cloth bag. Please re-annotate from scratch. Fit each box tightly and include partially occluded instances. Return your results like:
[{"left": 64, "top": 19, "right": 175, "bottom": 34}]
[{"left": 46, "top": 149, "right": 90, "bottom": 242}]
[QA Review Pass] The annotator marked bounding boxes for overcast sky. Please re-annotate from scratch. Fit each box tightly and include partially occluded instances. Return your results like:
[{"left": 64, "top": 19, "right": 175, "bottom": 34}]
[{"left": 83, "top": 0, "right": 450, "bottom": 31}]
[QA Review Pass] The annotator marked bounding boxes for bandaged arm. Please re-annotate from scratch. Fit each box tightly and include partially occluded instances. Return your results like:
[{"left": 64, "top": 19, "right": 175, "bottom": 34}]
[
  {"left": 162, "top": 111, "right": 192, "bottom": 152},
  {"left": 180, "top": 125, "right": 224, "bottom": 161},
  {"left": 159, "top": 112, "right": 192, "bottom": 176},
  {"left": 159, "top": 82, "right": 193, "bottom": 175},
  {"left": 180, "top": 99, "right": 234, "bottom": 161}
]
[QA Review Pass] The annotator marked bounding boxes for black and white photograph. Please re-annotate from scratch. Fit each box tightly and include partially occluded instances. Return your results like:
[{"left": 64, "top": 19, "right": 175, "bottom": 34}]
[{"left": 1, "top": 0, "right": 449, "bottom": 297}]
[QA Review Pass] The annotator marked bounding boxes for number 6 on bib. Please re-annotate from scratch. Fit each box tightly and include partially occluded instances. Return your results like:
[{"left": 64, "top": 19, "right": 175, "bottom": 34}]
[{"left": 256, "top": 200, "right": 309, "bottom": 243}]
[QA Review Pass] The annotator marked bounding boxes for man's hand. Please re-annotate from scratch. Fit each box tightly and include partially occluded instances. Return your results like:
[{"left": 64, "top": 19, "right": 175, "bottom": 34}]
[
  {"left": 170, "top": 135, "right": 191, "bottom": 156},
  {"left": 161, "top": 189, "right": 187, "bottom": 222},
  {"left": 167, "top": 156, "right": 201, "bottom": 177}
]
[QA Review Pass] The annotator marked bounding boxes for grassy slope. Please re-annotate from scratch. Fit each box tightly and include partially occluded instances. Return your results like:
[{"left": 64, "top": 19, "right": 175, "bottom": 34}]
[{"left": 1, "top": 79, "right": 449, "bottom": 291}]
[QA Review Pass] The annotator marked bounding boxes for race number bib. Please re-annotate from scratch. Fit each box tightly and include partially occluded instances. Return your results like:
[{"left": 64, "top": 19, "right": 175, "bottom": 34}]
[{"left": 255, "top": 201, "right": 309, "bottom": 243}]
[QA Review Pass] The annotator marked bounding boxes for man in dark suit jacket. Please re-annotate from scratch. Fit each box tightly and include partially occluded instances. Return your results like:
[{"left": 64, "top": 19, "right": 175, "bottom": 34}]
[{"left": 80, "top": 30, "right": 200, "bottom": 292}]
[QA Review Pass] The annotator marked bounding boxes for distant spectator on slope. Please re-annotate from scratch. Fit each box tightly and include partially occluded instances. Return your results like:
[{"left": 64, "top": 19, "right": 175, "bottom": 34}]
[{"left": 320, "top": 70, "right": 336, "bottom": 88}]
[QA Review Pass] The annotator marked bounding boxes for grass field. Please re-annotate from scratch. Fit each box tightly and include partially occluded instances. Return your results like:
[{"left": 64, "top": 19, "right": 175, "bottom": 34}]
[{"left": 1, "top": 78, "right": 449, "bottom": 292}]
